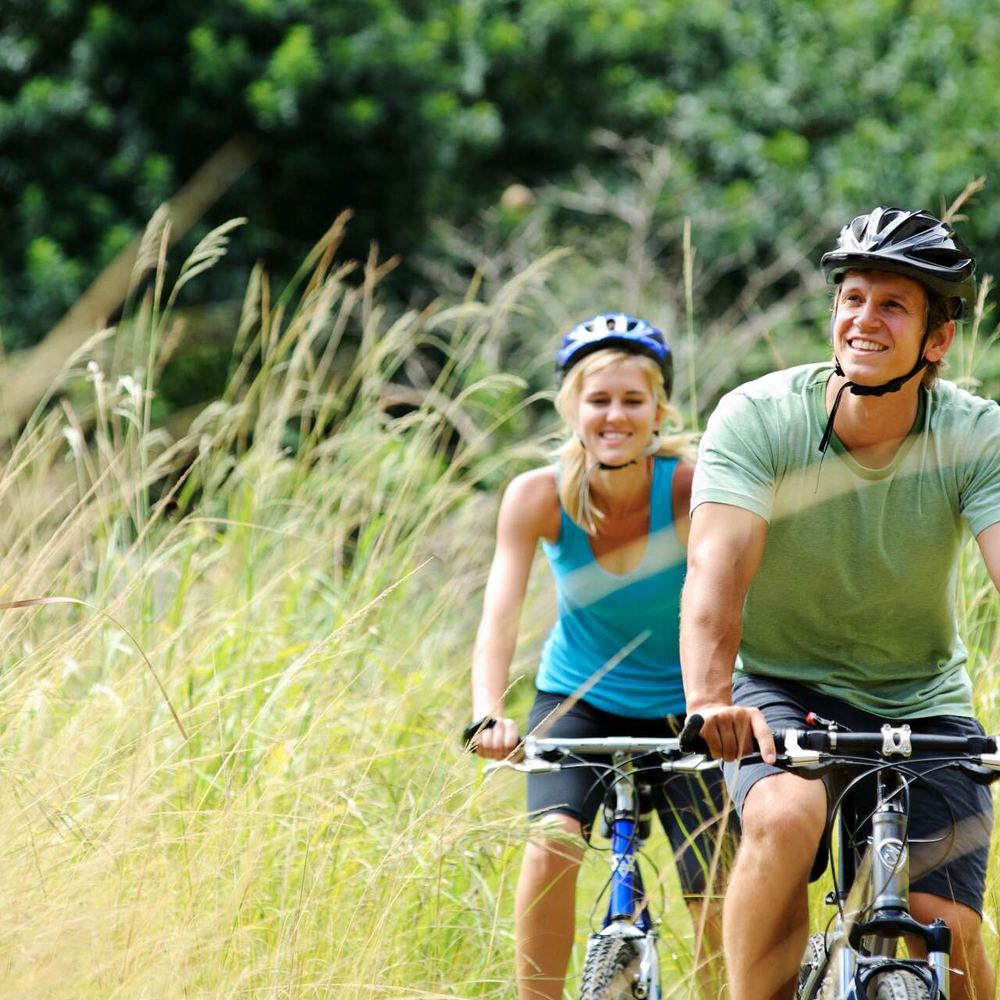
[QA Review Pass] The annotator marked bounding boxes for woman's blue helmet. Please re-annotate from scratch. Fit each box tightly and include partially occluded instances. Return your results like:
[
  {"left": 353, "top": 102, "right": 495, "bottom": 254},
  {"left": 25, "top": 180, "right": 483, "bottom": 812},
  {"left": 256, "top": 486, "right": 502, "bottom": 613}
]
[{"left": 555, "top": 313, "right": 673, "bottom": 397}]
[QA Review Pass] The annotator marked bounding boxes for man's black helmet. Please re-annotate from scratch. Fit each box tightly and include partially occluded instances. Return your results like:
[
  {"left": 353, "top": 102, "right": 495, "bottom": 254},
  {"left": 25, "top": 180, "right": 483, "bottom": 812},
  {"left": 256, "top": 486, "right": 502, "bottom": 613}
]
[{"left": 821, "top": 207, "right": 977, "bottom": 320}]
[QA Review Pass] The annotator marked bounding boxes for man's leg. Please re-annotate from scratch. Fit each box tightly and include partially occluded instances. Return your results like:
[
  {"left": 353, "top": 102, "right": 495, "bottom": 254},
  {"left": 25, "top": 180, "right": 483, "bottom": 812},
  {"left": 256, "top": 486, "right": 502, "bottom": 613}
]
[
  {"left": 900, "top": 715, "right": 995, "bottom": 1000},
  {"left": 907, "top": 894, "right": 995, "bottom": 1000},
  {"left": 724, "top": 771, "right": 827, "bottom": 1000}
]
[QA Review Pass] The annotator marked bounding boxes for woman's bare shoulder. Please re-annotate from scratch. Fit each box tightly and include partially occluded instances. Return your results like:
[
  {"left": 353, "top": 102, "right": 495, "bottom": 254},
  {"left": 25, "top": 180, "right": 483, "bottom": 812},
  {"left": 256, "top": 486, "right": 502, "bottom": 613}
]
[
  {"left": 671, "top": 459, "right": 695, "bottom": 500},
  {"left": 506, "top": 465, "right": 558, "bottom": 498},
  {"left": 500, "top": 466, "right": 561, "bottom": 541}
]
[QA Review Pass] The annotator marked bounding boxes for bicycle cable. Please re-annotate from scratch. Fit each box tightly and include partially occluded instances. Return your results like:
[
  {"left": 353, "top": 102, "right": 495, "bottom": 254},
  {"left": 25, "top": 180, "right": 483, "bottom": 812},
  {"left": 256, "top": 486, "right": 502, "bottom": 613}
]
[{"left": 824, "top": 756, "right": 959, "bottom": 934}]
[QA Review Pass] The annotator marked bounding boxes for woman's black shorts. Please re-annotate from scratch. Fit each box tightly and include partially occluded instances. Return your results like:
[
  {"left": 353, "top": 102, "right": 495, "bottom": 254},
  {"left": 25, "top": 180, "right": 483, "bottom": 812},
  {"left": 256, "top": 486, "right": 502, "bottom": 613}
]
[{"left": 526, "top": 689, "right": 733, "bottom": 897}]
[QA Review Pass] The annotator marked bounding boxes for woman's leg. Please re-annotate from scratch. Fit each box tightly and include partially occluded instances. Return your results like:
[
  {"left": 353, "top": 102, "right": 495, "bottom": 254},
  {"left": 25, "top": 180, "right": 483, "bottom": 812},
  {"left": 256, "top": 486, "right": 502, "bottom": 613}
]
[{"left": 515, "top": 813, "right": 585, "bottom": 1000}]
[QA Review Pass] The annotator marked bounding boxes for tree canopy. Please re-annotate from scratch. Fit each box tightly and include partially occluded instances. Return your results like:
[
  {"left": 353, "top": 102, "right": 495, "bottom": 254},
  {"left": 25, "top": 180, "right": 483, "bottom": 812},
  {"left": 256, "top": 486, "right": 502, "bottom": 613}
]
[{"left": 2, "top": 0, "right": 998, "bottom": 364}]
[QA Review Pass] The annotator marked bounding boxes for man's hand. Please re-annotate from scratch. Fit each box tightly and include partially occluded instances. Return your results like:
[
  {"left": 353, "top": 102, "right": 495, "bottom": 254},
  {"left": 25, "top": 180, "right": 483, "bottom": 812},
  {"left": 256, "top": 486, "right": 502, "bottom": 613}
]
[
  {"left": 473, "top": 717, "right": 520, "bottom": 759},
  {"left": 692, "top": 704, "right": 776, "bottom": 764}
]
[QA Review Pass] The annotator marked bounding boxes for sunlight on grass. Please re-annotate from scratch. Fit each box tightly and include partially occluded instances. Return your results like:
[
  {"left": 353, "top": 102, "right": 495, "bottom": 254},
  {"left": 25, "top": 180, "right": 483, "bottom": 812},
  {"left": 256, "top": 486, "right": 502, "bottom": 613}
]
[{"left": 0, "top": 213, "right": 997, "bottom": 998}]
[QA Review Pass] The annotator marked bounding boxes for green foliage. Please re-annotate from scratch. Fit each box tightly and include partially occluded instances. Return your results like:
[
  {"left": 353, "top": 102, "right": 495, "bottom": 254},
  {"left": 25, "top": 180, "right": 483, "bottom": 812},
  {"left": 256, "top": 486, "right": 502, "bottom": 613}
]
[{"left": 2, "top": 0, "right": 1000, "bottom": 381}]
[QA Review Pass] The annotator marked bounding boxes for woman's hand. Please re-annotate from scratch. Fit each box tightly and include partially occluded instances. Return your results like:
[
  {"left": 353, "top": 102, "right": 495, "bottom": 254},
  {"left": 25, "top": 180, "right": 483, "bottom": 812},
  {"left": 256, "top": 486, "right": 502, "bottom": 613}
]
[{"left": 474, "top": 717, "right": 520, "bottom": 759}]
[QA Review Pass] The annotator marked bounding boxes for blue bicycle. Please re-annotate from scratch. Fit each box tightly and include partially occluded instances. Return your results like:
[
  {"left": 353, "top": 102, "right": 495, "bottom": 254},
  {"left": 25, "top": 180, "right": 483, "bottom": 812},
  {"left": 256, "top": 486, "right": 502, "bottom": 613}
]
[{"left": 487, "top": 734, "right": 719, "bottom": 999}]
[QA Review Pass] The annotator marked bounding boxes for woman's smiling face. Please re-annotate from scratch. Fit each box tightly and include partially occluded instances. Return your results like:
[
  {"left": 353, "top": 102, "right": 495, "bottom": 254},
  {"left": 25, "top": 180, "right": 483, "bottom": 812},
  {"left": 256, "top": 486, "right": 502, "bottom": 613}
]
[{"left": 575, "top": 357, "right": 662, "bottom": 466}]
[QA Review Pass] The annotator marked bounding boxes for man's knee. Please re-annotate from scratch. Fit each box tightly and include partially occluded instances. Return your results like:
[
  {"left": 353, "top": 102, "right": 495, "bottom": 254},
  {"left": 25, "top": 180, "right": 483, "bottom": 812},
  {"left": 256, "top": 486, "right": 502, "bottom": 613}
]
[
  {"left": 740, "top": 772, "right": 827, "bottom": 864},
  {"left": 910, "top": 893, "right": 984, "bottom": 950},
  {"left": 908, "top": 894, "right": 993, "bottom": 999}
]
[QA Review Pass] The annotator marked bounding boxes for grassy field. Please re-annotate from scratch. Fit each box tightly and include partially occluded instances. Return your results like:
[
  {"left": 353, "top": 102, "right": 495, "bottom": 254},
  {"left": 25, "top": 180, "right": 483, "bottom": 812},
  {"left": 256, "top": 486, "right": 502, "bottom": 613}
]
[{"left": 0, "top": 218, "right": 998, "bottom": 999}]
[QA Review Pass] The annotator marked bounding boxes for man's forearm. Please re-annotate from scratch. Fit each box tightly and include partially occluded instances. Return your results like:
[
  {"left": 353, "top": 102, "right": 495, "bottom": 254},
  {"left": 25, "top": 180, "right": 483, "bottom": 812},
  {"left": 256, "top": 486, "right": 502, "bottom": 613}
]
[{"left": 680, "top": 567, "right": 744, "bottom": 711}]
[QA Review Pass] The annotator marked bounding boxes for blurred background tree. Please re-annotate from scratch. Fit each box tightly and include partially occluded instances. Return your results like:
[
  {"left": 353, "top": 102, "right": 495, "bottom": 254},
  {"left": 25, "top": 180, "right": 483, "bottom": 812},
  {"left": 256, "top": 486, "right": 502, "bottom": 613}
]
[{"left": 1, "top": 0, "right": 998, "bottom": 413}]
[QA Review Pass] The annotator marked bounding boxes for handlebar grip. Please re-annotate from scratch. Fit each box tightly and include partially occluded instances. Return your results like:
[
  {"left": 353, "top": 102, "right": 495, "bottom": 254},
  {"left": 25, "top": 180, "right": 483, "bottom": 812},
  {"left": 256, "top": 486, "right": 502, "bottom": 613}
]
[
  {"left": 679, "top": 712, "right": 782, "bottom": 759},
  {"left": 678, "top": 713, "right": 709, "bottom": 755}
]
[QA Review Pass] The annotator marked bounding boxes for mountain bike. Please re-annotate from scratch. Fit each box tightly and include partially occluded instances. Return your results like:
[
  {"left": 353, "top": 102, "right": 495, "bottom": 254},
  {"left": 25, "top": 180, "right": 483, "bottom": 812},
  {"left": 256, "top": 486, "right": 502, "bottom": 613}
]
[
  {"left": 486, "top": 733, "right": 720, "bottom": 999},
  {"left": 680, "top": 716, "right": 1000, "bottom": 1000}
]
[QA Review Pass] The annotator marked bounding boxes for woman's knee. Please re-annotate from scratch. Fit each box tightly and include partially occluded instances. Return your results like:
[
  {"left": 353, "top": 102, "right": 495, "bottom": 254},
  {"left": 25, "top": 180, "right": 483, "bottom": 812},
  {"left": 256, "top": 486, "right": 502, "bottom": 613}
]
[{"left": 523, "top": 813, "right": 586, "bottom": 873}]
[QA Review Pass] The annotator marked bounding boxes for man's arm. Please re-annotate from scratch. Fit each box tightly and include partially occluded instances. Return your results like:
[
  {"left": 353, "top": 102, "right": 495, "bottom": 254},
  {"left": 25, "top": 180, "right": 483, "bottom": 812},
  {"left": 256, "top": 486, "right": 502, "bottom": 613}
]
[
  {"left": 975, "top": 520, "right": 1000, "bottom": 593},
  {"left": 680, "top": 501, "right": 776, "bottom": 763}
]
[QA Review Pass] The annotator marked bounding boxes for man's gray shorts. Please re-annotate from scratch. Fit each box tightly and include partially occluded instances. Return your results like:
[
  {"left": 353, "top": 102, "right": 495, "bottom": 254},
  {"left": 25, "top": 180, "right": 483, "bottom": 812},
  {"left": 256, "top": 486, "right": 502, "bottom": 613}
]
[{"left": 724, "top": 673, "right": 993, "bottom": 915}]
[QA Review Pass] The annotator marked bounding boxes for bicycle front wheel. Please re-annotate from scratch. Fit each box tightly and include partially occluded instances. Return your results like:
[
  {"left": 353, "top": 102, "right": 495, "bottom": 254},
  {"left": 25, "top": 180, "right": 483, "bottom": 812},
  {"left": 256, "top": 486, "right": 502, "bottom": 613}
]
[
  {"left": 796, "top": 932, "right": 830, "bottom": 999},
  {"left": 579, "top": 935, "right": 642, "bottom": 1000},
  {"left": 873, "top": 971, "right": 931, "bottom": 1000}
]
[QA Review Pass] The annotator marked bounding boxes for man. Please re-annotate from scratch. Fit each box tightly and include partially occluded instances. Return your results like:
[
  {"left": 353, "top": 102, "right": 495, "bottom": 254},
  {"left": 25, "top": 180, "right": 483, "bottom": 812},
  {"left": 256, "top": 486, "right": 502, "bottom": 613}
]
[{"left": 680, "top": 206, "right": 1000, "bottom": 1000}]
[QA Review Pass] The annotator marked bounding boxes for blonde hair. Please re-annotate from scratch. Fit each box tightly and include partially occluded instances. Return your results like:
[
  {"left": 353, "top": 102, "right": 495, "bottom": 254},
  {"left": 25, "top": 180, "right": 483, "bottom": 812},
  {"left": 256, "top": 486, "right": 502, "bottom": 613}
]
[{"left": 554, "top": 349, "right": 696, "bottom": 535}]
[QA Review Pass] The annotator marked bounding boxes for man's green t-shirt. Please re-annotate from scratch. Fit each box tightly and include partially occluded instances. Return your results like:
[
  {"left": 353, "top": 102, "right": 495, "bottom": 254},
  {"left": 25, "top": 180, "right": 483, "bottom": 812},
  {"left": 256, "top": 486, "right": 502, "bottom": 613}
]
[{"left": 692, "top": 363, "right": 1000, "bottom": 718}]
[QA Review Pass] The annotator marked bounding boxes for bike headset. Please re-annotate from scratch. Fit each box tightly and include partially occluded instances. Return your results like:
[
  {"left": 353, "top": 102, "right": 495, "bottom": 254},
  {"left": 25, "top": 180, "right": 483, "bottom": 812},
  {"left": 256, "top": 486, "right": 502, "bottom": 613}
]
[
  {"left": 554, "top": 312, "right": 674, "bottom": 471},
  {"left": 817, "top": 206, "right": 977, "bottom": 456}
]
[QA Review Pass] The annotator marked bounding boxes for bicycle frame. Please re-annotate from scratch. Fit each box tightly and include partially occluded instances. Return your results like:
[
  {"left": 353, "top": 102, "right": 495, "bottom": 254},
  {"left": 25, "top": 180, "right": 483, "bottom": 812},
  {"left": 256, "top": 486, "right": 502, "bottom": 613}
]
[
  {"left": 597, "top": 749, "right": 660, "bottom": 999},
  {"left": 486, "top": 734, "right": 715, "bottom": 1000},
  {"left": 791, "top": 740, "right": 963, "bottom": 1000}
]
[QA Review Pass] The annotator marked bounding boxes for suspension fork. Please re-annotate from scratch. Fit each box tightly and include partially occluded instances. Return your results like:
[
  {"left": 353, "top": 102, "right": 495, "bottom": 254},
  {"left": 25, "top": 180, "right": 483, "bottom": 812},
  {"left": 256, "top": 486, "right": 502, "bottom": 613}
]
[{"left": 847, "top": 769, "right": 952, "bottom": 999}]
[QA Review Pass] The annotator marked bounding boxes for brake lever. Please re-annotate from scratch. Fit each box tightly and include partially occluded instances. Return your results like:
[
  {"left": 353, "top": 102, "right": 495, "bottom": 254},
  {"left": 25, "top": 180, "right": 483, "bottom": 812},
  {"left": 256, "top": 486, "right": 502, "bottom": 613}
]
[
  {"left": 959, "top": 759, "right": 1000, "bottom": 784},
  {"left": 482, "top": 758, "right": 561, "bottom": 775},
  {"left": 662, "top": 754, "right": 718, "bottom": 773}
]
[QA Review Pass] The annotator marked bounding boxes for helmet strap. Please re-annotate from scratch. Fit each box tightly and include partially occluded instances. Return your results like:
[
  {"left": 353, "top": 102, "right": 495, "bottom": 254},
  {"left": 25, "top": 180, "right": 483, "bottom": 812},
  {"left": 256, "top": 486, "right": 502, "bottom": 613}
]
[{"left": 820, "top": 337, "right": 929, "bottom": 456}]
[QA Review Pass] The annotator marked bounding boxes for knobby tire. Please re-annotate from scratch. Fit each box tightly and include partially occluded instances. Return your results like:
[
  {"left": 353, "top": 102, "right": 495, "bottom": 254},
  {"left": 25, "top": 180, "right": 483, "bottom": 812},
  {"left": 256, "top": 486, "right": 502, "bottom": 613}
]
[
  {"left": 797, "top": 933, "right": 831, "bottom": 999},
  {"left": 873, "top": 971, "right": 932, "bottom": 1000},
  {"left": 579, "top": 935, "right": 642, "bottom": 1000}
]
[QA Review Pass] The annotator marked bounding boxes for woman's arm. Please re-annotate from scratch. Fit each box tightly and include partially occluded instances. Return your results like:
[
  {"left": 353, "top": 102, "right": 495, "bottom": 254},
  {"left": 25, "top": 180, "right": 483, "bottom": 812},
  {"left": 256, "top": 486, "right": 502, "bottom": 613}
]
[
  {"left": 671, "top": 459, "right": 695, "bottom": 546},
  {"left": 470, "top": 469, "right": 558, "bottom": 759}
]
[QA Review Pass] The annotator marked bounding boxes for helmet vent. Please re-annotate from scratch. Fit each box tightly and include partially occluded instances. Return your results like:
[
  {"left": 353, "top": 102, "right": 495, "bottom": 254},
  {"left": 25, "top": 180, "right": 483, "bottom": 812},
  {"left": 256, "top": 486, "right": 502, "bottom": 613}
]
[
  {"left": 911, "top": 248, "right": 970, "bottom": 267},
  {"left": 893, "top": 216, "right": 930, "bottom": 242}
]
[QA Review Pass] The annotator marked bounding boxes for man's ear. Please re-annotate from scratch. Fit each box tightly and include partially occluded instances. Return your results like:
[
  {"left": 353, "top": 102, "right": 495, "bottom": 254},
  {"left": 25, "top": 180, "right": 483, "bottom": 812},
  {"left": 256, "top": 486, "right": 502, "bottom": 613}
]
[{"left": 925, "top": 320, "right": 956, "bottom": 363}]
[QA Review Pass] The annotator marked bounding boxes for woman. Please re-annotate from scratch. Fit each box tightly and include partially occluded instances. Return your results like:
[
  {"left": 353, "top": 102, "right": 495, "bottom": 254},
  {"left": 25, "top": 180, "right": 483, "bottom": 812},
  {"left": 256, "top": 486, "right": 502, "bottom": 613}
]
[{"left": 466, "top": 313, "right": 729, "bottom": 1000}]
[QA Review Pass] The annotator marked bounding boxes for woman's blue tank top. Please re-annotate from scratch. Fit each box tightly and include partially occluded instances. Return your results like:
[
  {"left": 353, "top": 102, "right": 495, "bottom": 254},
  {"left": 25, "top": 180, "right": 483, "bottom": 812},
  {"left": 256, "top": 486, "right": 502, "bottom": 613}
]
[{"left": 536, "top": 456, "right": 687, "bottom": 718}]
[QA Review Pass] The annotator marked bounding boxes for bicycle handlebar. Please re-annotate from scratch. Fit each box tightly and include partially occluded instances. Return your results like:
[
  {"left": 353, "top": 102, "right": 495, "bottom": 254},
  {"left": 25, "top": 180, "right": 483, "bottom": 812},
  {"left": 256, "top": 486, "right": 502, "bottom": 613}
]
[
  {"left": 482, "top": 733, "right": 719, "bottom": 775},
  {"left": 482, "top": 717, "right": 1000, "bottom": 778},
  {"left": 679, "top": 713, "right": 1000, "bottom": 764}
]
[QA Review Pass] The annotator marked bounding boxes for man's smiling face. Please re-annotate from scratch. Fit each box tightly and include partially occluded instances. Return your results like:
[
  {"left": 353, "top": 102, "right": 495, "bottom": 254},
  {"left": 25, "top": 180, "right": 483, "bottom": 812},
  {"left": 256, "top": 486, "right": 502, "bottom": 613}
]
[{"left": 833, "top": 269, "right": 935, "bottom": 386}]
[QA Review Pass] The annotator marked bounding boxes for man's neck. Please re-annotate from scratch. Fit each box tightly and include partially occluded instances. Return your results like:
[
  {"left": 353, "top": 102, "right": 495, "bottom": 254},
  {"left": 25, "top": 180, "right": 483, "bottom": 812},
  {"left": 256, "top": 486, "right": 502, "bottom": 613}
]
[{"left": 825, "top": 373, "right": 922, "bottom": 468}]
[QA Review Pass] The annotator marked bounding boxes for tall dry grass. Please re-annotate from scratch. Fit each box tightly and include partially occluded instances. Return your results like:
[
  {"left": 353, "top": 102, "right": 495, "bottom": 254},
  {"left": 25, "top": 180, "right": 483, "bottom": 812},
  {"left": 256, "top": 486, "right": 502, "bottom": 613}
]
[
  {"left": 0, "top": 212, "right": 559, "bottom": 998},
  {"left": 0, "top": 206, "right": 997, "bottom": 999}
]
